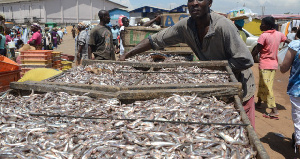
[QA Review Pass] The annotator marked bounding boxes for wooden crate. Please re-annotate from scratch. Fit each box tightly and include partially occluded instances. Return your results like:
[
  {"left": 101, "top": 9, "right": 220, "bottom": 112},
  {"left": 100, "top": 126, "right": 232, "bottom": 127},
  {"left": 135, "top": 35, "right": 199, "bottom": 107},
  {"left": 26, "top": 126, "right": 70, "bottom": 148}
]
[
  {"left": 11, "top": 60, "right": 242, "bottom": 98},
  {"left": 124, "top": 26, "right": 192, "bottom": 52},
  {"left": 3, "top": 88, "right": 269, "bottom": 159}
]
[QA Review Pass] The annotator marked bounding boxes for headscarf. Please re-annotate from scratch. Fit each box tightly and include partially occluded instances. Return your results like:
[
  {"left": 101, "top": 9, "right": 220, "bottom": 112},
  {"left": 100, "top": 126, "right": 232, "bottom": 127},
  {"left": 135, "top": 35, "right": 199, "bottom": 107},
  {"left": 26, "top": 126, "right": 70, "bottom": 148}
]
[
  {"left": 31, "top": 23, "right": 41, "bottom": 30},
  {"left": 234, "top": 19, "right": 245, "bottom": 28}
]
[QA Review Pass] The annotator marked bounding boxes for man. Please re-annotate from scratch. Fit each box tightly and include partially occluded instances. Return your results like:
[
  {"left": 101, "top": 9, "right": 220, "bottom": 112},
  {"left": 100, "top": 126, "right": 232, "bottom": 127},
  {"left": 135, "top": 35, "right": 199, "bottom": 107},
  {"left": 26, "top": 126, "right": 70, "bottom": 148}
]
[
  {"left": 28, "top": 23, "right": 42, "bottom": 50},
  {"left": 119, "top": 17, "right": 129, "bottom": 55},
  {"left": 143, "top": 11, "right": 162, "bottom": 28},
  {"left": 111, "top": 25, "right": 119, "bottom": 51},
  {"left": 76, "top": 23, "right": 89, "bottom": 65},
  {"left": 88, "top": 10, "right": 115, "bottom": 60},
  {"left": 71, "top": 25, "right": 76, "bottom": 39},
  {"left": 120, "top": 0, "right": 256, "bottom": 129},
  {"left": 0, "top": 29, "right": 6, "bottom": 56},
  {"left": 57, "top": 28, "right": 64, "bottom": 43},
  {"left": 234, "top": 19, "right": 247, "bottom": 43}
]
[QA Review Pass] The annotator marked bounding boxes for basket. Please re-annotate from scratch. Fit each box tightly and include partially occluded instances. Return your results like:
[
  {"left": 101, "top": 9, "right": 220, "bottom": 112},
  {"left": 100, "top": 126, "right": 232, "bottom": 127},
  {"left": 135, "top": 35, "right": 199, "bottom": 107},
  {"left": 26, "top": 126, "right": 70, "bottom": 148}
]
[
  {"left": 21, "top": 60, "right": 52, "bottom": 65},
  {"left": 0, "top": 55, "right": 20, "bottom": 72},
  {"left": 53, "top": 60, "right": 61, "bottom": 65},
  {"left": 52, "top": 56, "right": 61, "bottom": 62},
  {"left": 0, "top": 70, "right": 21, "bottom": 92},
  {"left": 20, "top": 50, "right": 53, "bottom": 56}
]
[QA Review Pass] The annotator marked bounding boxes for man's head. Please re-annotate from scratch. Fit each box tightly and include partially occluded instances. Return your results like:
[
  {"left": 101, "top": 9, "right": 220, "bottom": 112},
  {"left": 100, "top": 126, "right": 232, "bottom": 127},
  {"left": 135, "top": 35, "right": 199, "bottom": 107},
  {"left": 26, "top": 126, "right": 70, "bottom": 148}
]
[
  {"left": 113, "top": 25, "right": 116, "bottom": 29},
  {"left": 44, "top": 27, "right": 49, "bottom": 31},
  {"left": 296, "top": 28, "right": 300, "bottom": 39},
  {"left": 292, "top": 27, "right": 297, "bottom": 33},
  {"left": 122, "top": 17, "right": 129, "bottom": 27},
  {"left": 187, "top": 0, "right": 212, "bottom": 20},
  {"left": 98, "top": 10, "right": 110, "bottom": 24},
  {"left": 77, "top": 22, "right": 86, "bottom": 31},
  {"left": 31, "top": 23, "right": 40, "bottom": 32},
  {"left": 260, "top": 16, "right": 276, "bottom": 31}
]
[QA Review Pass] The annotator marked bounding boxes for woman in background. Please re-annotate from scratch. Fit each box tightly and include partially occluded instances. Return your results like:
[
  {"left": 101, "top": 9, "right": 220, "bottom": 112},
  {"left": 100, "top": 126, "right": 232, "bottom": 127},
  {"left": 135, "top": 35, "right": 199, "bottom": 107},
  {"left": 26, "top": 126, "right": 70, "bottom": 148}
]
[{"left": 280, "top": 28, "right": 300, "bottom": 153}]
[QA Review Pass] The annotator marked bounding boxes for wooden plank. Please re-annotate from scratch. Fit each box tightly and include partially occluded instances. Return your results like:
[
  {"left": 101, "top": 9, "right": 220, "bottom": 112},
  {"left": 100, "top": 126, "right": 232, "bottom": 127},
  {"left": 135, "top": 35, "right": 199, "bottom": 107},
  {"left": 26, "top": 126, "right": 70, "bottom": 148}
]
[
  {"left": 121, "top": 82, "right": 242, "bottom": 92},
  {"left": 22, "top": 81, "right": 121, "bottom": 92},
  {"left": 234, "top": 96, "right": 269, "bottom": 159},
  {"left": 10, "top": 82, "right": 117, "bottom": 99},
  {"left": 118, "top": 87, "right": 240, "bottom": 101},
  {"left": 82, "top": 60, "right": 229, "bottom": 68}
]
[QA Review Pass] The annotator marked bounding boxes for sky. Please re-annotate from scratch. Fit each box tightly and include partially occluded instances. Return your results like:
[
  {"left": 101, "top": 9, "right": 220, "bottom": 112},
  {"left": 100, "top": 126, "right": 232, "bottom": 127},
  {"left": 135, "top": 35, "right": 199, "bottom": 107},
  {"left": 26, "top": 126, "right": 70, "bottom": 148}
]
[{"left": 111, "top": 0, "right": 300, "bottom": 15}]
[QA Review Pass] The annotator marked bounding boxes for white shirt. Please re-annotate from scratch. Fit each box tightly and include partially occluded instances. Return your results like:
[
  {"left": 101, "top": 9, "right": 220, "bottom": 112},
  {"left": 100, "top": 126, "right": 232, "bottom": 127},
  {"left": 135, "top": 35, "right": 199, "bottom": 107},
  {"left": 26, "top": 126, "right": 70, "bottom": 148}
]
[{"left": 119, "top": 26, "right": 125, "bottom": 55}]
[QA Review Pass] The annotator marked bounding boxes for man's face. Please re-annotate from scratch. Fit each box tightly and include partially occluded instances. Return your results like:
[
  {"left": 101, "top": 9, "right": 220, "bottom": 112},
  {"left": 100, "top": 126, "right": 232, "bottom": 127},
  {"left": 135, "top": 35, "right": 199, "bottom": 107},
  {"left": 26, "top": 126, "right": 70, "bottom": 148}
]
[
  {"left": 187, "top": 0, "right": 212, "bottom": 19},
  {"left": 103, "top": 12, "right": 111, "bottom": 24},
  {"left": 123, "top": 19, "right": 129, "bottom": 27},
  {"left": 260, "top": 21, "right": 267, "bottom": 31}
]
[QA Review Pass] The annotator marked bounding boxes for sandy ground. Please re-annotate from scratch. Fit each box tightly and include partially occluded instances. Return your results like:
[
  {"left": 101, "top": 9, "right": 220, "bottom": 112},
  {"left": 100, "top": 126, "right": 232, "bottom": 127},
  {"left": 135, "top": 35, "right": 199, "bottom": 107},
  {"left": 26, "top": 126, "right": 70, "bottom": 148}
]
[{"left": 57, "top": 31, "right": 297, "bottom": 159}]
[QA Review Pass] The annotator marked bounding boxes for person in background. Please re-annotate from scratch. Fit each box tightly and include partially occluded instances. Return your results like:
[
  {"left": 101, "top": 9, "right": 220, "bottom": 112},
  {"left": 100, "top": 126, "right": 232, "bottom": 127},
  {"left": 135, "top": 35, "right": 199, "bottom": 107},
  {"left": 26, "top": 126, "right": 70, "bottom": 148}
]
[
  {"left": 21, "top": 25, "right": 28, "bottom": 44},
  {"left": 43, "top": 27, "right": 52, "bottom": 50},
  {"left": 27, "top": 23, "right": 42, "bottom": 50},
  {"left": 51, "top": 28, "right": 58, "bottom": 49},
  {"left": 120, "top": 0, "right": 256, "bottom": 129},
  {"left": 119, "top": 17, "right": 129, "bottom": 56},
  {"left": 0, "top": 30, "right": 6, "bottom": 56},
  {"left": 143, "top": 11, "right": 162, "bottom": 28},
  {"left": 111, "top": 25, "right": 119, "bottom": 53},
  {"left": 252, "top": 16, "right": 291, "bottom": 119},
  {"left": 280, "top": 28, "right": 300, "bottom": 153},
  {"left": 71, "top": 25, "right": 76, "bottom": 39},
  {"left": 4, "top": 28, "right": 15, "bottom": 59},
  {"left": 88, "top": 10, "right": 115, "bottom": 60},
  {"left": 234, "top": 19, "right": 247, "bottom": 43},
  {"left": 57, "top": 28, "right": 63, "bottom": 44},
  {"left": 76, "top": 23, "right": 89, "bottom": 65},
  {"left": 64, "top": 26, "right": 67, "bottom": 35}
]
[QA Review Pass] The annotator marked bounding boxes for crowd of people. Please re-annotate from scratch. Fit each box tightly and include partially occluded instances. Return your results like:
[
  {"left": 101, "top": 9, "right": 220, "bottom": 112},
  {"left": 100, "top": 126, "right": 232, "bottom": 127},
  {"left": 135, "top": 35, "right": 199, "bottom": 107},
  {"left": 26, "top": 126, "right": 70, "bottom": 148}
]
[{"left": 0, "top": 14, "right": 67, "bottom": 62}]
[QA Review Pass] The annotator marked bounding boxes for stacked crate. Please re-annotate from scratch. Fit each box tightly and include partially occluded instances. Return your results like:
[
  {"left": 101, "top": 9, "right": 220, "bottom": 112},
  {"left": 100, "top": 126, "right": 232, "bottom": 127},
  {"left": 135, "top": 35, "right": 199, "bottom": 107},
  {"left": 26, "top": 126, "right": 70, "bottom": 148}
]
[
  {"left": 52, "top": 51, "right": 62, "bottom": 70},
  {"left": 20, "top": 50, "right": 52, "bottom": 76},
  {"left": 0, "top": 55, "right": 21, "bottom": 92},
  {"left": 61, "top": 61, "right": 72, "bottom": 71}
]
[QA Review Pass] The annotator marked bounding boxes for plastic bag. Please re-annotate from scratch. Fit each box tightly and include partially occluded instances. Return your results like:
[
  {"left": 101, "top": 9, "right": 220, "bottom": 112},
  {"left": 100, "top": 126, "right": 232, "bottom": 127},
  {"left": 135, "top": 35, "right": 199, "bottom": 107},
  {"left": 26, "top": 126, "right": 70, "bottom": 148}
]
[{"left": 278, "top": 46, "right": 288, "bottom": 65}]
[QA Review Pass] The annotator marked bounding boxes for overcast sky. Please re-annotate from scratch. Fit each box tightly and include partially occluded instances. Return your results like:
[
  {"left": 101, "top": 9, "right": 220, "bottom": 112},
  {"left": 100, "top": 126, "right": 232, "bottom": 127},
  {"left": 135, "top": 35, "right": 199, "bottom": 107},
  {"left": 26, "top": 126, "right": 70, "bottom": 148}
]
[{"left": 111, "top": 0, "right": 300, "bottom": 15}]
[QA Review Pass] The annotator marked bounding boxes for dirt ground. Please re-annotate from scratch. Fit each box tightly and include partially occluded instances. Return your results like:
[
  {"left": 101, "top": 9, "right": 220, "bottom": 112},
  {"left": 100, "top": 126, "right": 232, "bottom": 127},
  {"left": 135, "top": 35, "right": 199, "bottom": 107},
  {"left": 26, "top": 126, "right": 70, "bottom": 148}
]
[{"left": 57, "top": 30, "right": 297, "bottom": 159}]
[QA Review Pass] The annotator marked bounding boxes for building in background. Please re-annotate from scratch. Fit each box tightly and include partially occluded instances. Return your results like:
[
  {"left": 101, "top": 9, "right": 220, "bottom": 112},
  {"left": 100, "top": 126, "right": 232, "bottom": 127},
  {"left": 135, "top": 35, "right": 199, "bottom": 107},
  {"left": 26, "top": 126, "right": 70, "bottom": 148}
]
[
  {"left": 0, "top": 0, "right": 127, "bottom": 24},
  {"left": 109, "top": 8, "right": 130, "bottom": 26},
  {"left": 169, "top": 5, "right": 187, "bottom": 13},
  {"left": 129, "top": 6, "right": 169, "bottom": 20}
]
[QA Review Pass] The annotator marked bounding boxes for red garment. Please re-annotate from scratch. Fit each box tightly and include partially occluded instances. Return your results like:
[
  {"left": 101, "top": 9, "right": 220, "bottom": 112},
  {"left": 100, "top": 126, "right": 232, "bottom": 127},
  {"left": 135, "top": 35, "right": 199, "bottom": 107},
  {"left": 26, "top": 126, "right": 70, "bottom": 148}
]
[
  {"left": 257, "top": 30, "right": 287, "bottom": 70},
  {"left": 243, "top": 96, "right": 255, "bottom": 130},
  {"left": 5, "top": 35, "right": 12, "bottom": 45},
  {"left": 27, "top": 31, "right": 42, "bottom": 45}
]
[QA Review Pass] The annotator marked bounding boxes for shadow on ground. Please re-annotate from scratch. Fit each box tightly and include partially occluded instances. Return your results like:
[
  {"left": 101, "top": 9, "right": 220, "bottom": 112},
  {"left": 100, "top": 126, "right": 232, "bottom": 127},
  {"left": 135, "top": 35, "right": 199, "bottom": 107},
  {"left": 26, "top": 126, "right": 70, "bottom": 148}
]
[
  {"left": 255, "top": 103, "right": 286, "bottom": 115},
  {"left": 260, "top": 132, "right": 298, "bottom": 158}
]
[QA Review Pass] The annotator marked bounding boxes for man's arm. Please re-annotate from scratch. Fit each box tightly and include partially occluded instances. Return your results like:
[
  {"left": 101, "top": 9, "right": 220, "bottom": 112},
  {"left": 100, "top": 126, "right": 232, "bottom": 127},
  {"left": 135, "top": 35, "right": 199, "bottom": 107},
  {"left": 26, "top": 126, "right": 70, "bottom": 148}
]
[
  {"left": 143, "top": 15, "right": 161, "bottom": 27},
  {"left": 119, "top": 38, "right": 152, "bottom": 61},
  {"left": 251, "top": 43, "right": 263, "bottom": 58},
  {"left": 88, "top": 45, "right": 93, "bottom": 59},
  {"left": 280, "top": 47, "right": 297, "bottom": 73}
]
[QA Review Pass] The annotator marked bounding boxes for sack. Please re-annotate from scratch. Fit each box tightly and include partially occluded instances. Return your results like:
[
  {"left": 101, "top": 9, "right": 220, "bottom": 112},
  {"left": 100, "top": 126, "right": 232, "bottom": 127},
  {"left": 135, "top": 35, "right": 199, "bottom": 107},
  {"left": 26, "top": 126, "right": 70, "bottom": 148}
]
[
  {"left": 8, "top": 40, "right": 15, "bottom": 48},
  {"left": 278, "top": 46, "right": 288, "bottom": 65}
]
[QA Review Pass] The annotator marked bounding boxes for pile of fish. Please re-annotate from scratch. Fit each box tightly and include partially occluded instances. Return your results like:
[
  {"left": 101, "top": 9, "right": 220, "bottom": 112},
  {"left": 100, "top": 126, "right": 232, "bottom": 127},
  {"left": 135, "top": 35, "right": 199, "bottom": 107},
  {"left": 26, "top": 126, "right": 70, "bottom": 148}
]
[
  {"left": 48, "top": 63, "right": 230, "bottom": 86},
  {"left": 0, "top": 92, "right": 256, "bottom": 158},
  {"left": 139, "top": 66, "right": 230, "bottom": 85},
  {"left": 126, "top": 54, "right": 190, "bottom": 62}
]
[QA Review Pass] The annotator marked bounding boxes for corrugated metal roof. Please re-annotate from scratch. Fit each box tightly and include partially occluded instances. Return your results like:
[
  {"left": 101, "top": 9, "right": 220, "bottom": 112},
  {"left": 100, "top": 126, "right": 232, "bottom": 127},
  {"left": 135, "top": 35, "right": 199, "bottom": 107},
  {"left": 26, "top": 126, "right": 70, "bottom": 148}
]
[
  {"left": 0, "top": 0, "right": 128, "bottom": 8},
  {"left": 0, "top": 0, "right": 31, "bottom": 4}
]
